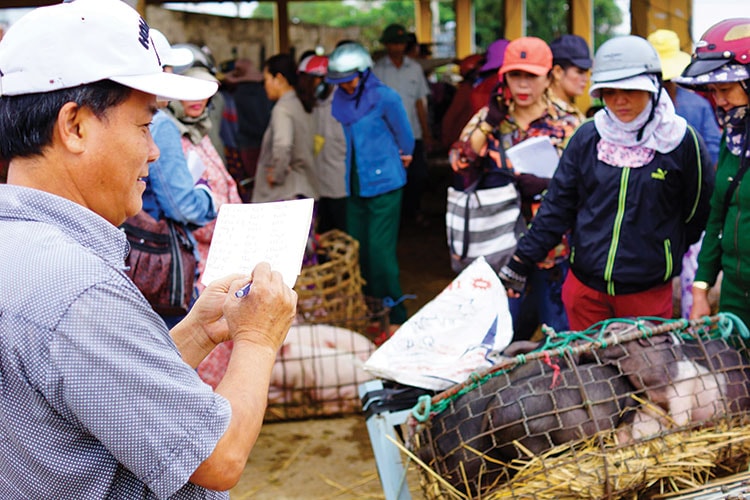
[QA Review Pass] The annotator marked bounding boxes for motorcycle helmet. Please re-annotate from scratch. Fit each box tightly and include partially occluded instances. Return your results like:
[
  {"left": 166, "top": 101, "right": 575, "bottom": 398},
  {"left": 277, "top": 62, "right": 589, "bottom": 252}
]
[
  {"left": 677, "top": 18, "right": 750, "bottom": 88},
  {"left": 326, "top": 42, "right": 372, "bottom": 84}
]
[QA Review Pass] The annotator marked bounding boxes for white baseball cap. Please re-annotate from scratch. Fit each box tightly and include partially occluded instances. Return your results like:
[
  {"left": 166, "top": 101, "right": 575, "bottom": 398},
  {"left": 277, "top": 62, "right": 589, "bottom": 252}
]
[
  {"left": 150, "top": 29, "right": 195, "bottom": 69},
  {"left": 0, "top": 0, "right": 217, "bottom": 101}
]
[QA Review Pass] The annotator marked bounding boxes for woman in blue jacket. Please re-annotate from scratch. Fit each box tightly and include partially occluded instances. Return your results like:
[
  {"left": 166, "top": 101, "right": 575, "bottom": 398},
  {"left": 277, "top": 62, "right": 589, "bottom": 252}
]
[{"left": 327, "top": 42, "right": 415, "bottom": 324}]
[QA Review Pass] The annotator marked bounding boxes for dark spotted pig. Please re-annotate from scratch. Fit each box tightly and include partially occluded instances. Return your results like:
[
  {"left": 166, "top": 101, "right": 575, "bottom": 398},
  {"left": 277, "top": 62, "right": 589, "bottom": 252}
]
[{"left": 415, "top": 355, "right": 634, "bottom": 496}]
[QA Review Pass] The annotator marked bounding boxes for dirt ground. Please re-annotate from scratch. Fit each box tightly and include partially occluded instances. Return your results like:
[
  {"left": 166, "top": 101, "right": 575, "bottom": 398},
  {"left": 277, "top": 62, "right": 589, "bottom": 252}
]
[{"left": 230, "top": 160, "right": 455, "bottom": 499}]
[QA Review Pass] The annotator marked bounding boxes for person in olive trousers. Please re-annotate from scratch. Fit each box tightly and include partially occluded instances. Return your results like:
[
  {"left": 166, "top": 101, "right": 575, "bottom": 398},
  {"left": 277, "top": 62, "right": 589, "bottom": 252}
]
[{"left": 326, "top": 42, "right": 415, "bottom": 324}]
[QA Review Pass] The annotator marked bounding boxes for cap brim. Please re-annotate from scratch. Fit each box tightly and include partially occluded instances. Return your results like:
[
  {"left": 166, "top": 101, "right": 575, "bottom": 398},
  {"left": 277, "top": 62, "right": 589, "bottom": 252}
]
[
  {"left": 499, "top": 63, "right": 549, "bottom": 76},
  {"left": 162, "top": 47, "right": 195, "bottom": 69},
  {"left": 479, "top": 61, "right": 501, "bottom": 73},
  {"left": 681, "top": 57, "right": 730, "bottom": 78},
  {"left": 570, "top": 57, "right": 592, "bottom": 70},
  {"left": 111, "top": 71, "right": 218, "bottom": 101},
  {"left": 589, "top": 75, "right": 658, "bottom": 98},
  {"left": 674, "top": 63, "right": 750, "bottom": 88}
]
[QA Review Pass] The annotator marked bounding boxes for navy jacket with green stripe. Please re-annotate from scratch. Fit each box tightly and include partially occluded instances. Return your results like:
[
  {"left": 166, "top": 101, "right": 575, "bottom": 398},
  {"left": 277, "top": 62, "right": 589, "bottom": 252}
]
[{"left": 515, "top": 120, "right": 714, "bottom": 295}]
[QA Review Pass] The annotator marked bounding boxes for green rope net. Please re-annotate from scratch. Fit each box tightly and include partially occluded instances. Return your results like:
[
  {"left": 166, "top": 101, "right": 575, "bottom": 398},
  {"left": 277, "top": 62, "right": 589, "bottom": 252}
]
[{"left": 411, "top": 313, "right": 750, "bottom": 422}]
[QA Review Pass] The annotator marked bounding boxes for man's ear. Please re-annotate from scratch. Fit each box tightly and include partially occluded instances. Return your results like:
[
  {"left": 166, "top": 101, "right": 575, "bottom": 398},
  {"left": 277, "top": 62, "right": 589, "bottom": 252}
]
[{"left": 55, "top": 102, "right": 91, "bottom": 154}]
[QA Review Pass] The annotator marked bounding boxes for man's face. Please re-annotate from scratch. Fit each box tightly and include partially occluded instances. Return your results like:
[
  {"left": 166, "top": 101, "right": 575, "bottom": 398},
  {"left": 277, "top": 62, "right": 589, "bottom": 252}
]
[
  {"left": 78, "top": 90, "right": 159, "bottom": 225},
  {"left": 385, "top": 41, "right": 406, "bottom": 58}
]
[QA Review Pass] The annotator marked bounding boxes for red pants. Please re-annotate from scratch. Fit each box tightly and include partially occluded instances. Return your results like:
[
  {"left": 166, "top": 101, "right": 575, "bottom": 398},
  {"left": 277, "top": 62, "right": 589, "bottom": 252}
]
[{"left": 561, "top": 270, "right": 673, "bottom": 331}]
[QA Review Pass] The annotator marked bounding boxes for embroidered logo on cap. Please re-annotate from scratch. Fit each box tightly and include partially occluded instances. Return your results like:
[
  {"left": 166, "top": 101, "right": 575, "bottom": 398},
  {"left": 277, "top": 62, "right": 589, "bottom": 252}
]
[
  {"left": 520, "top": 51, "right": 527, "bottom": 59},
  {"left": 137, "top": 18, "right": 150, "bottom": 50}
]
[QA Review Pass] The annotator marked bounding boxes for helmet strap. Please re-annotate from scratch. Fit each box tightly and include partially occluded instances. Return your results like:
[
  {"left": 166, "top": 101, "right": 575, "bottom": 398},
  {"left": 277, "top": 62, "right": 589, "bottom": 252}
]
[
  {"left": 354, "top": 68, "right": 371, "bottom": 108},
  {"left": 636, "top": 74, "right": 662, "bottom": 141}
]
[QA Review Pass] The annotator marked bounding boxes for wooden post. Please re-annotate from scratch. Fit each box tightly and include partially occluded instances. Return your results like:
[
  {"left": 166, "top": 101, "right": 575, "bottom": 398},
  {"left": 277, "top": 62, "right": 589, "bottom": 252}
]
[
  {"left": 570, "top": 0, "right": 594, "bottom": 113},
  {"left": 504, "top": 0, "right": 525, "bottom": 40},
  {"left": 630, "top": 0, "right": 691, "bottom": 49},
  {"left": 414, "top": 0, "right": 432, "bottom": 45},
  {"left": 275, "top": 0, "right": 290, "bottom": 54},
  {"left": 454, "top": 0, "right": 474, "bottom": 58}
]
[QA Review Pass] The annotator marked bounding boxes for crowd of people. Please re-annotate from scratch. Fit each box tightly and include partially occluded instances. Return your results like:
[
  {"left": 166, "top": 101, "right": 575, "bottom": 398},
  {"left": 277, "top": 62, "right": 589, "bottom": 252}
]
[{"left": 0, "top": 0, "right": 748, "bottom": 495}]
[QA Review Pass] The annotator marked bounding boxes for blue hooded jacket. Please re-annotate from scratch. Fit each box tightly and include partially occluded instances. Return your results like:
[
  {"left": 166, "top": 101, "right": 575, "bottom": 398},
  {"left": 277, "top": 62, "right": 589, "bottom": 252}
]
[{"left": 332, "top": 70, "right": 415, "bottom": 197}]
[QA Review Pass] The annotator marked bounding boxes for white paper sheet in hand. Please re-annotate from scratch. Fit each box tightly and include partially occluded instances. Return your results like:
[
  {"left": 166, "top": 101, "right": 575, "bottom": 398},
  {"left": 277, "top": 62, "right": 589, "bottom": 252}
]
[
  {"left": 505, "top": 135, "right": 560, "bottom": 178},
  {"left": 200, "top": 198, "right": 314, "bottom": 288},
  {"left": 363, "top": 256, "right": 514, "bottom": 391}
]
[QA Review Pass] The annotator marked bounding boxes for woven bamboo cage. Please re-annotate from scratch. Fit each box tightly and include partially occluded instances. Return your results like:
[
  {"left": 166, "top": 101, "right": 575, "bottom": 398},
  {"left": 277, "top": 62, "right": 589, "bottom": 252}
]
[
  {"left": 265, "top": 230, "right": 390, "bottom": 421},
  {"left": 406, "top": 314, "right": 750, "bottom": 499},
  {"left": 293, "top": 229, "right": 372, "bottom": 334}
]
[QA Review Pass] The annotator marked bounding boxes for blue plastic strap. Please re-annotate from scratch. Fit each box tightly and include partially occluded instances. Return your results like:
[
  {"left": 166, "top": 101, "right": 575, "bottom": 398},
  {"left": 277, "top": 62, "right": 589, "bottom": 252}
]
[{"left": 383, "top": 294, "right": 417, "bottom": 308}]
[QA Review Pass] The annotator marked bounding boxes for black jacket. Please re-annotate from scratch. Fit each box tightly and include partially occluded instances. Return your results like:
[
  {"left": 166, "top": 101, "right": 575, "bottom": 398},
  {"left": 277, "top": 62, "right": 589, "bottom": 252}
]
[{"left": 516, "top": 120, "right": 714, "bottom": 295}]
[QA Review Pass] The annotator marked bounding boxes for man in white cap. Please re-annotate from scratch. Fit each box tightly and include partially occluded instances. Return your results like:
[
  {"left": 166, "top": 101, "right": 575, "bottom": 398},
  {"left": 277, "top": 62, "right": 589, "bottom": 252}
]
[
  {"left": 135, "top": 28, "right": 220, "bottom": 328},
  {"left": 0, "top": 0, "right": 296, "bottom": 498}
]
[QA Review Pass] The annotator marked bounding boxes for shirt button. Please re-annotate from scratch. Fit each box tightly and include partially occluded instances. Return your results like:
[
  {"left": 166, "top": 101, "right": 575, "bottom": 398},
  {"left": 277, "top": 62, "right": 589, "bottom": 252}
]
[{"left": 375, "top": 169, "right": 382, "bottom": 175}]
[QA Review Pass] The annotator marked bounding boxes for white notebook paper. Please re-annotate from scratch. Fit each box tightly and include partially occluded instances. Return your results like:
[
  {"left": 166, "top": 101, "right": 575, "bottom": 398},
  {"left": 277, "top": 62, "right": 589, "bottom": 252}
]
[
  {"left": 200, "top": 198, "right": 314, "bottom": 288},
  {"left": 505, "top": 136, "right": 560, "bottom": 178}
]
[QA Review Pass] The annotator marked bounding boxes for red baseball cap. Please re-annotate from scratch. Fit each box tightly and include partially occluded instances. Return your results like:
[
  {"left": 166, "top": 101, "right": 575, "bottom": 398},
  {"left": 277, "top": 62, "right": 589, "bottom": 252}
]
[{"left": 498, "top": 37, "right": 553, "bottom": 77}]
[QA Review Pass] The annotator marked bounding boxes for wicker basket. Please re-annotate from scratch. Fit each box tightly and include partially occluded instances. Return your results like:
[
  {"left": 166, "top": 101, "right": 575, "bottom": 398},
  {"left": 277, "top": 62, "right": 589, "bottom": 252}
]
[
  {"left": 264, "top": 301, "right": 390, "bottom": 422},
  {"left": 263, "top": 230, "right": 391, "bottom": 421},
  {"left": 294, "top": 229, "right": 371, "bottom": 333}
]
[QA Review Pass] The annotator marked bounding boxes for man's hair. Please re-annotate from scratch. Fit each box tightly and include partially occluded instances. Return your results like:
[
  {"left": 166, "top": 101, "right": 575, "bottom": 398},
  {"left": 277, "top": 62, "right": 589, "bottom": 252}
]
[{"left": 0, "top": 80, "right": 131, "bottom": 160}]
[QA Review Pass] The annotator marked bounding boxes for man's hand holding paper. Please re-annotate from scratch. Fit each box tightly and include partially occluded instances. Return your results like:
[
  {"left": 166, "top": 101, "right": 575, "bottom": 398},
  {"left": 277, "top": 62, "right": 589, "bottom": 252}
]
[{"left": 200, "top": 198, "right": 315, "bottom": 289}]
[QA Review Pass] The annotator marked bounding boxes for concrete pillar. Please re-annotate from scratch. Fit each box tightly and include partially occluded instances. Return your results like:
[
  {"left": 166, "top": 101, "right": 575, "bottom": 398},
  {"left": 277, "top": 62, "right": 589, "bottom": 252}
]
[
  {"left": 414, "top": 0, "right": 432, "bottom": 44},
  {"left": 454, "top": 0, "right": 474, "bottom": 58},
  {"left": 630, "top": 0, "right": 692, "bottom": 51},
  {"left": 504, "top": 0, "right": 525, "bottom": 40},
  {"left": 570, "top": 0, "right": 594, "bottom": 112}
]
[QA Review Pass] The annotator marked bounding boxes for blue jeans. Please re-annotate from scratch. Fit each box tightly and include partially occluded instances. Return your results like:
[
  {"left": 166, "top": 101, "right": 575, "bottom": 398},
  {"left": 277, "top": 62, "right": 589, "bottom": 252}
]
[{"left": 508, "top": 261, "right": 570, "bottom": 341}]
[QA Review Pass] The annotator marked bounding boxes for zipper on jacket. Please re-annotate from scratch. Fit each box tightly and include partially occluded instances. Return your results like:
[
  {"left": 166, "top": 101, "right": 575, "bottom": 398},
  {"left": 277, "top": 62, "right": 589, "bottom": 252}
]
[
  {"left": 604, "top": 168, "right": 630, "bottom": 295},
  {"left": 685, "top": 126, "right": 702, "bottom": 224},
  {"left": 663, "top": 239, "right": 672, "bottom": 282}
]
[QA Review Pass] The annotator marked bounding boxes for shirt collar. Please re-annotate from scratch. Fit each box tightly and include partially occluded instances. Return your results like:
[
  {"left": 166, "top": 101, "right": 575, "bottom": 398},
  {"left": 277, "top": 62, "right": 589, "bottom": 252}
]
[{"left": 0, "top": 184, "right": 129, "bottom": 267}]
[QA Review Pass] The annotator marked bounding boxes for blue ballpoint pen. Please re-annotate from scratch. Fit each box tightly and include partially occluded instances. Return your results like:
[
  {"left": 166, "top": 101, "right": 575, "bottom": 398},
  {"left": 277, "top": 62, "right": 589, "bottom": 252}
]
[{"left": 235, "top": 282, "right": 252, "bottom": 298}]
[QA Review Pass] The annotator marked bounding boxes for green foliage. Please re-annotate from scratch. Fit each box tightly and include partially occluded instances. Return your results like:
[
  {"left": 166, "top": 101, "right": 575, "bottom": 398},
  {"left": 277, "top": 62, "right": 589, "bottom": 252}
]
[
  {"left": 250, "top": 0, "right": 623, "bottom": 53},
  {"left": 526, "top": 0, "right": 623, "bottom": 49},
  {"left": 251, "top": 1, "right": 415, "bottom": 52},
  {"left": 473, "top": 0, "right": 504, "bottom": 49}
]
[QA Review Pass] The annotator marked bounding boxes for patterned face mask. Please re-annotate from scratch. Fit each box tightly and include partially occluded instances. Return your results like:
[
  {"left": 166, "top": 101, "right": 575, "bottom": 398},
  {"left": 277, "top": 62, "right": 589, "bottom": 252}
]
[{"left": 717, "top": 103, "right": 749, "bottom": 158}]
